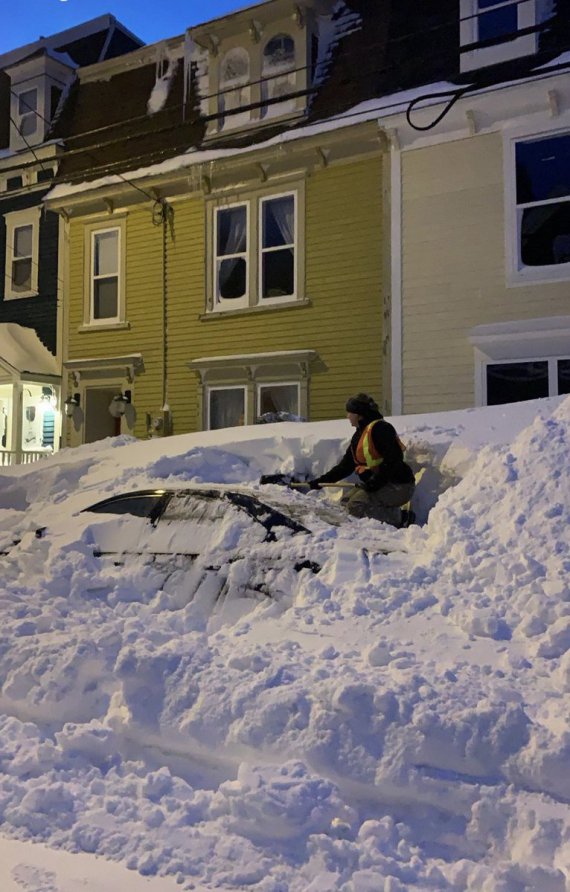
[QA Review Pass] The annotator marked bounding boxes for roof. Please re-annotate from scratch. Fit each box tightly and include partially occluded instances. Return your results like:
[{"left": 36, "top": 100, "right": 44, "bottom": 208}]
[
  {"left": 47, "top": 0, "right": 570, "bottom": 193},
  {"left": 0, "top": 15, "right": 143, "bottom": 70},
  {"left": 0, "top": 323, "right": 59, "bottom": 378}
]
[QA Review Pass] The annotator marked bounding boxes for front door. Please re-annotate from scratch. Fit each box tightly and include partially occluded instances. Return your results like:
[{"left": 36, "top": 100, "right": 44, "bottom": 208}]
[{"left": 84, "top": 387, "right": 121, "bottom": 443}]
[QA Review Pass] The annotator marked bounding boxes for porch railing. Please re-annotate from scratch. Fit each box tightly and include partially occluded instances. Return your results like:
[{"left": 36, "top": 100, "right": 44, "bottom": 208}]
[{"left": 0, "top": 450, "right": 50, "bottom": 467}]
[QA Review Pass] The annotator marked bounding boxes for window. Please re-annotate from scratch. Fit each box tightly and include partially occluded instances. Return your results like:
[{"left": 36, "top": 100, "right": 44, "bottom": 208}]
[
  {"left": 516, "top": 133, "right": 570, "bottom": 268},
  {"left": 219, "top": 48, "right": 251, "bottom": 130},
  {"left": 508, "top": 131, "right": 570, "bottom": 283},
  {"left": 17, "top": 88, "right": 38, "bottom": 138},
  {"left": 81, "top": 219, "right": 129, "bottom": 327},
  {"left": 91, "top": 230, "right": 119, "bottom": 320},
  {"left": 260, "top": 195, "right": 295, "bottom": 299},
  {"left": 210, "top": 187, "right": 301, "bottom": 313},
  {"left": 4, "top": 209, "right": 40, "bottom": 299},
  {"left": 257, "top": 383, "right": 300, "bottom": 420},
  {"left": 261, "top": 34, "right": 296, "bottom": 117},
  {"left": 208, "top": 386, "right": 246, "bottom": 430},
  {"left": 470, "top": 317, "right": 570, "bottom": 405},
  {"left": 215, "top": 204, "right": 249, "bottom": 306},
  {"left": 459, "top": 0, "right": 546, "bottom": 71},
  {"left": 486, "top": 357, "right": 570, "bottom": 404}
]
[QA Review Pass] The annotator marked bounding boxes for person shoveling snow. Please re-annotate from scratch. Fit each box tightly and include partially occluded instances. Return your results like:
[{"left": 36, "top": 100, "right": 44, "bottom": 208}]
[{"left": 305, "top": 393, "right": 416, "bottom": 527}]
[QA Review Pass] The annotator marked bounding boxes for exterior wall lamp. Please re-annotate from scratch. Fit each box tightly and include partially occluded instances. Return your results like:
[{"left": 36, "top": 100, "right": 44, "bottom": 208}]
[
  {"left": 64, "top": 393, "right": 81, "bottom": 418},
  {"left": 108, "top": 390, "right": 132, "bottom": 419}
]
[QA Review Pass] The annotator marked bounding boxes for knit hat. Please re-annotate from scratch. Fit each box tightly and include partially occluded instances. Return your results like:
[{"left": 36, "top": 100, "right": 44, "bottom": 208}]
[{"left": 345, "top": 393, "right": 381, "bottom": 417}]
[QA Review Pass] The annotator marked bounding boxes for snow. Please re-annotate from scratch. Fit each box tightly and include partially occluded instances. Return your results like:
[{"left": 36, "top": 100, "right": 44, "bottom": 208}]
[
  {"left": 0, "top": 323, "right": 59, "bottom": 376},
  {"left": 0, "top": 394, "right": 569, "bottom": 891},
  {"left": 46, "top": 81, "right": 461, "bottom": 203}
]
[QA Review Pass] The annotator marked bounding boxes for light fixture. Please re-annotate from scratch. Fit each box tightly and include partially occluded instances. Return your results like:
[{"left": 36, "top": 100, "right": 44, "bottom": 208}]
[
  {"left": 64, "top": 393, "right": 80, "bottom": 418},
  {"left": 108, "top": 390, "right": 131, "bottom": 418}
]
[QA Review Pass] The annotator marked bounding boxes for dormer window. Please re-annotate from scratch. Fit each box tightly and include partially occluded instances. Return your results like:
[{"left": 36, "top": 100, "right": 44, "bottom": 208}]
[
  {"left": 261, "top": 34, "right": 296, "bottom": 116},
  {"left": 17, "top": 89, "right": 38, "bottom": 139},
  {"left": 219, "top": 48, "right": 251, "bottom": 128},
  {"left": 263, "top": 34, "right": 295, "bottom": 69},
  {"left": 460, "top": 0, "right": 550, "bottom": 71}
]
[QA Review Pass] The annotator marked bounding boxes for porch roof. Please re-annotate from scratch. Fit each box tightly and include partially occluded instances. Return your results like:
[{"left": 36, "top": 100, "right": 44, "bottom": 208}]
[{"left": 0, "top": 324, "right": 59, "bottom": 379}]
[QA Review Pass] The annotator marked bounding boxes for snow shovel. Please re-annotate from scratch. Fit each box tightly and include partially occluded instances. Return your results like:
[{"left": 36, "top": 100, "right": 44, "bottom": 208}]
[{"left": 259, "top": 473, "right": 354, "bottom": 489}]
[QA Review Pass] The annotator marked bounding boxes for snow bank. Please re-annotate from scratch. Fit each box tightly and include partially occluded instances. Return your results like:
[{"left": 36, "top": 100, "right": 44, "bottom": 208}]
[{"left": 0, "top": 396, "right": 568, "bottom": 891}]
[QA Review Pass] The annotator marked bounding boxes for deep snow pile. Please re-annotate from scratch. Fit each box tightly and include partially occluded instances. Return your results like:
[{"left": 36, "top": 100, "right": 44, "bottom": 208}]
[{"left": 0, "top": 396, "right": 569, "bottom": 892}]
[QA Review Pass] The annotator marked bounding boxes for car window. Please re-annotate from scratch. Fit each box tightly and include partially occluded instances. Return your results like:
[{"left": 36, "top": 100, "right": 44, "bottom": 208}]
[
  {"left": 83, "top": 493, "right": 166, "bottom": 519},
  {"left": 160, "top": 491, "right": 228, "bottom": 522}
]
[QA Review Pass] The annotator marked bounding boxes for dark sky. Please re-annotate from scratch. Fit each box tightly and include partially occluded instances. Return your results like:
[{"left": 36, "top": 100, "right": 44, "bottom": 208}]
[{"left": 0, "top": 0, "right": 265, "bottom": 54}]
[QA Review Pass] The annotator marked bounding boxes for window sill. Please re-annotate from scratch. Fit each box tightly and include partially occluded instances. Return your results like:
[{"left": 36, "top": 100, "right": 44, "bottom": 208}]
[
  {"left": 200, "top": 298, "right": 311, "bottom": 321},
  {"left": 507, "top": 265, "right": 570, "bottom": 288},
  {"left": 4, "top": 290, "right": 38, "bottom": 300},
  {"left": 78, "top": 321, "right": 130, "bottom": 333}
]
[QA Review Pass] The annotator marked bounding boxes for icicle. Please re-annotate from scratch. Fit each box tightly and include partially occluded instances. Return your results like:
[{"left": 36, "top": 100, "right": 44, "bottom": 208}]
[{"left": 183, "top": 30, "right": 196, "bottom": 121}]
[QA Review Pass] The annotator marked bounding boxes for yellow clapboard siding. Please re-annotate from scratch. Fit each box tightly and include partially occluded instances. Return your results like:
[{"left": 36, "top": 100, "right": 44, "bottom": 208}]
[{"left": 64, "top": 154, "right": 385, "bottom": 440}]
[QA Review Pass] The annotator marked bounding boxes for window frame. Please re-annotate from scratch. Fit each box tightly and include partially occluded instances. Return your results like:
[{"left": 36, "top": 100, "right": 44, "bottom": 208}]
[
  {"left": 257, "top": 381, "right": 301, "bottom": 419},
  {"left": 470, "top": 316, "right": 570, "bottom": 405},
  {"left": 213, "top": 200, "right": 250, "bottom": 310},
  {"left": 505, "top": 125, "right": 570, "bottom": 287},
  {"left": 207, "top": 182, "right": 304, "bottom": 314},
  {"left": 15, "top": 87, "right": 38, "bottom": 139},
  {"left": 4, "top": 207, "right": 40, "bottom": 300},
  {"left": 482, "top": 355, "right": 569, "bottom": 404},
  {"left": 460, "top": 0, "right": 538, "bottom": 71},
  {"left": 258, "top": 191, "right": 298, "bottom": 305},
  {"left": 206, "top": 384, "right": 247, "bottom": 430},
  {"left": 82, "top": 215, "right": 127, "bottom": 329}
]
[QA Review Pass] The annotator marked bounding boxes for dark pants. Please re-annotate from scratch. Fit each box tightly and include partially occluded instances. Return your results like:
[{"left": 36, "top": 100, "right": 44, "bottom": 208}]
[{"left": 345, "top": 481, "right": 415, "bottom": 526}]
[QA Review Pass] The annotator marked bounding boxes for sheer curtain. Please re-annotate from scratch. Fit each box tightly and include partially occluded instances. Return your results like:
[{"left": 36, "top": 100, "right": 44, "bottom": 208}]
[
  {"left": 217, "top": 207, "right": 247, "bottom": 300},
  {"left": 264, "top": 196, "right": 294, "bottom": 247},
  {"left": 209, "top": 388, "right": 245, "bottom": 429}
]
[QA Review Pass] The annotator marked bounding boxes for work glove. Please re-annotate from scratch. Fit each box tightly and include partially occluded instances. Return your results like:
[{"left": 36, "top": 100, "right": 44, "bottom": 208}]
[{"left": 308, "top": 479, "right": 322, "bottom": 490}]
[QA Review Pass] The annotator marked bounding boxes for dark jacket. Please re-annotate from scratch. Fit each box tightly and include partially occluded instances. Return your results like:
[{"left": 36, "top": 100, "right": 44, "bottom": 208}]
[{"left": 317, "top": 411, "right": 415, "bottom": 490}]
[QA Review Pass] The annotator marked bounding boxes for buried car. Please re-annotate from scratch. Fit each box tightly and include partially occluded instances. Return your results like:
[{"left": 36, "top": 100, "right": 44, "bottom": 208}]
[{"left": 74, "top": 487, "right": 323, "bottom": 604}]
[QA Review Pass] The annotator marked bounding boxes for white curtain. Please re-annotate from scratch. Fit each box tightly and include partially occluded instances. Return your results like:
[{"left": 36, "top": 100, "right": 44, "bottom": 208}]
[{"left": 265, "top": 196, "right": 294, "bottom": 247}]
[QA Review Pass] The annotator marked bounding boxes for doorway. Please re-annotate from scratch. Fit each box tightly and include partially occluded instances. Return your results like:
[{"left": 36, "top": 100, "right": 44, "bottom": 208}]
[{"left": 84, "top": 387, "right": 121, "bottom": 443}]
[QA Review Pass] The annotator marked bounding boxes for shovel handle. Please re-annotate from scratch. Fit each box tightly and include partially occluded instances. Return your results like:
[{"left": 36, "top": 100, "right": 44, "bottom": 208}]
[{"left": 290, "top": 481, "right": 355, "bottom": 489}]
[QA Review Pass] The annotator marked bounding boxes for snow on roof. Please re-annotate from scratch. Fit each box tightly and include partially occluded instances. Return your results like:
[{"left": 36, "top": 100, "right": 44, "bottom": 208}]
[
  {"left": 0, "top": 323, "right": 59, "bottom": 377},
  {"left": 46, "top": 81, "right": 459, "bottom": 202}
]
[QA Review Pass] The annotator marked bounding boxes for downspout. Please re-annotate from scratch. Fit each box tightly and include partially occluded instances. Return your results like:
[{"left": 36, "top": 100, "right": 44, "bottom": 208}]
[
  {"left": 57, "top": 211, "right": 69, "bottom": 447},
  {"left": 388, "top": 128, "right": 403, "bottom": 416}
]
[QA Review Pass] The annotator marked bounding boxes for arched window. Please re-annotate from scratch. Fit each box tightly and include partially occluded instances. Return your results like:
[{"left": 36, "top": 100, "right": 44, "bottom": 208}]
[{"left": 262, "top": 35, "right": 295, "bottom": 71}]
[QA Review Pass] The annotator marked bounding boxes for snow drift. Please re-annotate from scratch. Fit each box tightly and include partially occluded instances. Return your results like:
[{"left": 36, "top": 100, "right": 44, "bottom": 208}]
[{"left": 0, "top": 395, "right": 568, "bottom": 891}]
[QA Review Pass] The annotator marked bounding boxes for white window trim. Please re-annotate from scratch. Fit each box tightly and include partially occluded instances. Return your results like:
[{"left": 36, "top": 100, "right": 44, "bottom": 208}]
[
  {"left": 504, "top": 123, "right": 570, "bottom": 287},
  {"left": 258, "top": 191, "right": 298, "bottom": 306},
  {"left": 16, "top": 87, "right": 39, "bottom": 140},
  {"left": 208, "top": 181, "right": 304, "bottom": 314},
  {"left": 460, "top": 0, "right": 538, "bottom": 72},
  {"left": 206, "top": 384, "right": 247, "bottom": 430},
  {"left": 4, "top": 207, "right": 41, "bottom": 300},
  {"left": 82, "top": 216, "right": 127, "bottom": 328},
  {"left": 257, "top": 381, "right": 300, "bottom": 417},
  {"left": 213, "top": 200, "right": 250, "bottom": 311},
  {"left": 470, "top": 316, "right": 570, "bottom": 404}
]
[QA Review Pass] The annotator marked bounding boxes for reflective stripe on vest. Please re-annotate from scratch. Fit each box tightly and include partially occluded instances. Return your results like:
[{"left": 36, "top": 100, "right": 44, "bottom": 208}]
[
  {"left": 354, "top": 421, "right": 406, "bottom": 476},
  {"left": 354, "top": 420, "right": 383, "bottom": 475}
]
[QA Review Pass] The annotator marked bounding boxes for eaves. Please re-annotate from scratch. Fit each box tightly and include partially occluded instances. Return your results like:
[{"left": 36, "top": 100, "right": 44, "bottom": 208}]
[{"left": 43, "top": 118, "right": 383, "bottom": 217}]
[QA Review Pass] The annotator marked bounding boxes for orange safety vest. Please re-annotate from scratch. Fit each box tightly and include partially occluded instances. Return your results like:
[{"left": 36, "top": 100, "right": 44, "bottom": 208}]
[{"left": 353, "top": 420, "right": 405, "bottom": 476}]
